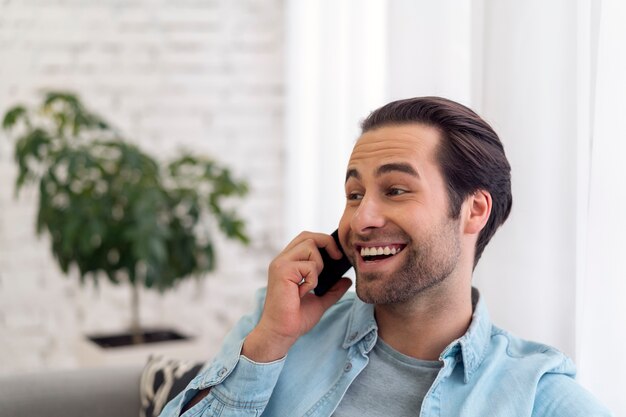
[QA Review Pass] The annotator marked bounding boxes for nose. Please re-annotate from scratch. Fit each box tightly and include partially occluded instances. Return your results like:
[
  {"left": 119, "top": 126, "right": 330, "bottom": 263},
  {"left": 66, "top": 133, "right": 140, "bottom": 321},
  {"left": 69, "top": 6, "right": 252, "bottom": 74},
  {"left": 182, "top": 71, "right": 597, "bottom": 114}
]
[{"left": 350, "top": 194, "right": 386, "bottom": 234}]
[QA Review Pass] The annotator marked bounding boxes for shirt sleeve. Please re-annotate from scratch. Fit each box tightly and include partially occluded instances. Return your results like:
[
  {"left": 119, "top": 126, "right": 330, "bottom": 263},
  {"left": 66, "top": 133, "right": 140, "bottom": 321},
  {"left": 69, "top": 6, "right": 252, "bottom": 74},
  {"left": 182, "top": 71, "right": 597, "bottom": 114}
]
[
  {"left": 158, "top": 287, "right": 286, "bottom": 417},
  {"left": 531, "top": 373, "right": 614, "bottom": 417}
]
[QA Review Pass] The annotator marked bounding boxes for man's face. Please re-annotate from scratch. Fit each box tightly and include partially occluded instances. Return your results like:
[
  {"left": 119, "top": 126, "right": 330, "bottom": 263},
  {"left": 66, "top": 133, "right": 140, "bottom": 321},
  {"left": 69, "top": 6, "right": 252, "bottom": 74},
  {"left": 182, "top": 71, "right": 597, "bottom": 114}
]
[{"left": 338, "top": 123, "right": 462, "bottom": 305}]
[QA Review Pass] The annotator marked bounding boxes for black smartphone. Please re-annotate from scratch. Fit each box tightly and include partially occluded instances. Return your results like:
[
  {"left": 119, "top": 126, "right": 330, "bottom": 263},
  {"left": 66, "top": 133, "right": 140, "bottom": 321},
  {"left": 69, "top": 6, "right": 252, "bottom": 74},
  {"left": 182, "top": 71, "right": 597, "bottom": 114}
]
[{"left": 314, "top": 230, "right": 352, "bottom": 296}]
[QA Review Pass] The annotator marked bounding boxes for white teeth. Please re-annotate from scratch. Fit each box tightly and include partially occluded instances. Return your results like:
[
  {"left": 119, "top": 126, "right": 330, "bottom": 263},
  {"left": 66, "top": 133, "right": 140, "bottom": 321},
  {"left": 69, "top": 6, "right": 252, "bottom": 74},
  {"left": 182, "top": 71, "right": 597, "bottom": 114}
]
[{"left": 360, "top": 246, "right": 402, "bottom": 257}]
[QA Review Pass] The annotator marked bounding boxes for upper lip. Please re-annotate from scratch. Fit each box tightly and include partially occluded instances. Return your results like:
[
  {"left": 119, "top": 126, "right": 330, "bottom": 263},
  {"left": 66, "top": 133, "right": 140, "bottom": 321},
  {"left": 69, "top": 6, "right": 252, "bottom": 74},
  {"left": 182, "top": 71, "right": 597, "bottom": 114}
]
[{"left": 353, "top": 242, "right": 406, "bottom": 249}]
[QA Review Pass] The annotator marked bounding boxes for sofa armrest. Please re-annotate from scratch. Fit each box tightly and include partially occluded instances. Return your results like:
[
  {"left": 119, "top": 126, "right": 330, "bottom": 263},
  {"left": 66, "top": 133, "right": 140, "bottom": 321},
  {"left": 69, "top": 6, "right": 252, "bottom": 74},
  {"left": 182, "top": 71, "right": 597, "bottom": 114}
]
[{"left": 0, "top": 365, "right": 143, "bottom": 417}]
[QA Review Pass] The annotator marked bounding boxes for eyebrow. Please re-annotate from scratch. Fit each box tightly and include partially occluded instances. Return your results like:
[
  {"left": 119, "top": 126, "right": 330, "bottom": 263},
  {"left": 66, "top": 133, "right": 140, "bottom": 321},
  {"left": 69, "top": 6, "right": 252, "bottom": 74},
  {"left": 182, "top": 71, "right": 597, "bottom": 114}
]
[
  {"left": 345, "top": 162, "right": 420, "bottom": 183},
  {"left": 376, "top": 162, "right": 419, "bottom": 178},
  {"left": 345, "top": 168, "right": 360, "bottom": 183}
]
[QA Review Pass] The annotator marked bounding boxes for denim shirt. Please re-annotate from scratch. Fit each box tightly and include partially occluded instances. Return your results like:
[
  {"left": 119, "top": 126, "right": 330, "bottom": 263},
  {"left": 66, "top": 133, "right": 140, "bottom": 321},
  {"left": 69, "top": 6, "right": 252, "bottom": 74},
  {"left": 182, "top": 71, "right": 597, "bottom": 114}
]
[{"left": 159, "top": 288, "right": 611, "bottom": 417}]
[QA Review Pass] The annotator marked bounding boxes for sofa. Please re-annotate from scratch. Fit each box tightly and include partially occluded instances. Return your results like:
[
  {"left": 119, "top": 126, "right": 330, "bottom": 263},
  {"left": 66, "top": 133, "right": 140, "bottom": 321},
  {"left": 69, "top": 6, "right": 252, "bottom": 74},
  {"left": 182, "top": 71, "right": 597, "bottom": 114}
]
[{"left": 0, "top": 356, "right": 203, "bottom": 417}]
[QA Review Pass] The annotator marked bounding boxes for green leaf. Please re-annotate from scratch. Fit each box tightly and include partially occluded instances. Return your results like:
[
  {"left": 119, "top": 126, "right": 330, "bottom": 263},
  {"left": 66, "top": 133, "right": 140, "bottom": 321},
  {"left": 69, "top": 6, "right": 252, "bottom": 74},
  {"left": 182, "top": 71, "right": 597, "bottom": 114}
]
[
  {"left": 44, "top": 91, "right": 79, "bottom": 108},
  {"left": 2, "top": 106, "right": 27, "bottom": 130}
]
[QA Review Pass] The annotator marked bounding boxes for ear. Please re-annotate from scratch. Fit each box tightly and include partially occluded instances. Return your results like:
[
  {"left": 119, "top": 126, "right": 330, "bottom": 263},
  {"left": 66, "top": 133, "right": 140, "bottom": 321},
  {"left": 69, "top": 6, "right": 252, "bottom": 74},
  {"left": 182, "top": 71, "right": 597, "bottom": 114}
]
[{"left": 463, "top": 190, "right": 492, "bottom": 235}]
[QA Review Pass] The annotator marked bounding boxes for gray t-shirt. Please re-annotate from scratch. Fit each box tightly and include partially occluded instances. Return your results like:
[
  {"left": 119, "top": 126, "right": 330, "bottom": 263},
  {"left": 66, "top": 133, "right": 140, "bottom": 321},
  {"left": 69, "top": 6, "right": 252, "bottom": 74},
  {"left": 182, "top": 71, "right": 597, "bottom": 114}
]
[{"left": 332, "top": 338, "right": 442, "bottom": 417}]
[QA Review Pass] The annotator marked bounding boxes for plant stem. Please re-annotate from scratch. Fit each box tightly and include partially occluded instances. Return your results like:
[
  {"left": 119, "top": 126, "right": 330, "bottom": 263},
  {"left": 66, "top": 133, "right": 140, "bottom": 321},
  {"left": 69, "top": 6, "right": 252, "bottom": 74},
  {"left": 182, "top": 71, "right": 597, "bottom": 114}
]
[{"left": 130, "top": 281, "right": 144, "bottom": 345}]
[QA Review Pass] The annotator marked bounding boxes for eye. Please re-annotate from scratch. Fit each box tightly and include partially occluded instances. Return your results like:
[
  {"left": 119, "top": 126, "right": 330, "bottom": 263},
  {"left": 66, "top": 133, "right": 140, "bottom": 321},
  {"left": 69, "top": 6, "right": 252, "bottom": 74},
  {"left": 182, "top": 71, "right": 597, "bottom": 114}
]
[
  {"left": 387, "top": 188, "right": 407, "bottom": 196},
  {"left": 347, "top": 191, "right": 363, "bottom": 201}
]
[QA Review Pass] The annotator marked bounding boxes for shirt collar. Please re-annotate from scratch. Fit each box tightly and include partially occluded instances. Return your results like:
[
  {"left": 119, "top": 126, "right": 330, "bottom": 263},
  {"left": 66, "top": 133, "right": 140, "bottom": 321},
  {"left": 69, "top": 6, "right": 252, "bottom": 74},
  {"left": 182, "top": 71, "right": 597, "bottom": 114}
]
[
  {"left": 448, "top": 287, "right": 492, "bottom": 383},
  {"left": 342, "top": 287, "right": 492, "bottom": 383},
  {"left": 342, "top": 296, "right": 377, "bottom": 352}
]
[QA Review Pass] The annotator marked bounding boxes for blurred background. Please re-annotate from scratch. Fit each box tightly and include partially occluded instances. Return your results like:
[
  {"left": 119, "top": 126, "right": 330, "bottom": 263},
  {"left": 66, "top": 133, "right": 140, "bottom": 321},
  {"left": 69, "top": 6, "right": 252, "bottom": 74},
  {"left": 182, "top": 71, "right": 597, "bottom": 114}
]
[{"left": 0, "top": 0, "right": 624, "bottom": 414}]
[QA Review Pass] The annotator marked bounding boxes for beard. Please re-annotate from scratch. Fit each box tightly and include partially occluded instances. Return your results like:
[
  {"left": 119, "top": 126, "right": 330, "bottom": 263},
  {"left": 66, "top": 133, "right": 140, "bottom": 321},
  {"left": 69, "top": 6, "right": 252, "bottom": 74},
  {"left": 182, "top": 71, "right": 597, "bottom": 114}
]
[{"left": 352, "top": 218, "right": 462, "bottom": 305}]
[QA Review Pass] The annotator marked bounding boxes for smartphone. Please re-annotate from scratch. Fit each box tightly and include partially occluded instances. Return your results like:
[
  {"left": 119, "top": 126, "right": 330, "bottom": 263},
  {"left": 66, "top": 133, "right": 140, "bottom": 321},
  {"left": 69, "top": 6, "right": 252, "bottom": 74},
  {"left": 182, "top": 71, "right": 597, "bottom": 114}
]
[{"left": 314, "top": 230, "right": 353, "bottom": 296}]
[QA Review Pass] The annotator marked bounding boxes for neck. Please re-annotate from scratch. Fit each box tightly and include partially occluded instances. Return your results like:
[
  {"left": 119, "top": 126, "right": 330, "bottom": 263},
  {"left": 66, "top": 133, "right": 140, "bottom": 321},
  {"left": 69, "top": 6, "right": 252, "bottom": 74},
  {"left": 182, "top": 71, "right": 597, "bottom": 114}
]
[{"left": 374, "top": 278, "right": 473, "bottom": 361}]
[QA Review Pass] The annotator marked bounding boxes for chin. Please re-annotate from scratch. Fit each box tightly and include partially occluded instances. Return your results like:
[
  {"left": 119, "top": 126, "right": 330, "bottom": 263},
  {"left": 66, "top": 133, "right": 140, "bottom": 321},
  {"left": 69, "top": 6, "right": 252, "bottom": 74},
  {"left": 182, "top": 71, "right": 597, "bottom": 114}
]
[{"left": 354, "top": 279, "right": 410, "bottom": 305}]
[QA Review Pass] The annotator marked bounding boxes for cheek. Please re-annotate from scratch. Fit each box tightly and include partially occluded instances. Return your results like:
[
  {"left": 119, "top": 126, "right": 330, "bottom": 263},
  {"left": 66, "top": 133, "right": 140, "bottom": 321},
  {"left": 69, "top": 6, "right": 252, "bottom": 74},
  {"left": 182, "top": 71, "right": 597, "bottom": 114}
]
[{"left": 338, "top": 207, "right": 354, "bottom": 247}]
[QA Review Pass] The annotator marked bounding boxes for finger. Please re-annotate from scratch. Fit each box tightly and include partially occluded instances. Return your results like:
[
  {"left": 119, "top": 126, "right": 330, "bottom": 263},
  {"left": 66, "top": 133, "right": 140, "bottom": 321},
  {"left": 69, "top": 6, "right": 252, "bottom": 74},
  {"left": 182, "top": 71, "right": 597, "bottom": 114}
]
[
  {"left": 318, "top": 236, "right": 344, "bottom": 260},
  {"left": 284, "top": 239, "right": 324, "bottom": 273},
  {"left": 298, "top": 277, "right": 316, "bottom": 298},
  {"left": 300, "top": 277, "right": 352, "bottom": 315},
  {"left": 273, "top": 260, "right": 319, "bottom": 286},
  {"left": 284, "top": 232, "right": 343, "bottom": 260},
  {"left": 282, "top": 231, "right": 320, "bottom": 252},
  {"left": 316, "top": 277, "right": 352, "bottom": 310},
  {"left": 294, "top": 261, "right": 320, "bottom": 298},
  {"left": 295, "top": 261, "right": 319, "bottom": 289}
]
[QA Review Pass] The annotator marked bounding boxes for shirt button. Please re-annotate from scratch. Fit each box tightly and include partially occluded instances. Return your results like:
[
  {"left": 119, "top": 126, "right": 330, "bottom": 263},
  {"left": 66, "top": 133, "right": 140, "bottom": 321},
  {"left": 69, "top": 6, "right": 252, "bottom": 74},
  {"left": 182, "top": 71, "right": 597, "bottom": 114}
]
[
  {"left": 344, "top": 362, "right": 353, "bottom": 372},
  {"left": 218, "top": 367, "right": 228, "bottom": 377}
]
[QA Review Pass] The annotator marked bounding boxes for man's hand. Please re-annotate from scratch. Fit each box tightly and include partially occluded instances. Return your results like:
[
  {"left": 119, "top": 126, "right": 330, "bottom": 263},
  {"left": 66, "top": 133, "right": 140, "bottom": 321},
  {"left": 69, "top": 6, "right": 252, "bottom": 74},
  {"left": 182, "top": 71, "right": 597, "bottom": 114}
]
[{"left": 242, "top": 232, "right": 352, "bottom": 363}]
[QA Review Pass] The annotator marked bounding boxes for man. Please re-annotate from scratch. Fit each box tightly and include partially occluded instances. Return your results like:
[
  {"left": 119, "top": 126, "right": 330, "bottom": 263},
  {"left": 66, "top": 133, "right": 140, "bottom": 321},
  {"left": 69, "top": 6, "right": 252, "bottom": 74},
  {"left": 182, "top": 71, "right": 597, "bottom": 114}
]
[{"left": 160, "top": 97, "right": 611, "bottom": 416}]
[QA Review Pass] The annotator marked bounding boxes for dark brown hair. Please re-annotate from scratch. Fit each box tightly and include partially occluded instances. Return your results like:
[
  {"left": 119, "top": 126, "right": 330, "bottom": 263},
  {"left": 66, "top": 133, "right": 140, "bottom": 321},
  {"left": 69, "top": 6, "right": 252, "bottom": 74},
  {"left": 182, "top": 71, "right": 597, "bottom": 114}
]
[{"left": 361, "top": 97, "right": 512, "bottom": 267}]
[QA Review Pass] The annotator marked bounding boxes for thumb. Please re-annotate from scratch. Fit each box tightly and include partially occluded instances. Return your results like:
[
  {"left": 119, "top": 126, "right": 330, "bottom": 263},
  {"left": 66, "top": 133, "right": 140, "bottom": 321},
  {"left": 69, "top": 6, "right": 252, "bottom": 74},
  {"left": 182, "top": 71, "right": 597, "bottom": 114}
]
[{"left": 317, "top": 277, "right": 352, "bottom": 310}]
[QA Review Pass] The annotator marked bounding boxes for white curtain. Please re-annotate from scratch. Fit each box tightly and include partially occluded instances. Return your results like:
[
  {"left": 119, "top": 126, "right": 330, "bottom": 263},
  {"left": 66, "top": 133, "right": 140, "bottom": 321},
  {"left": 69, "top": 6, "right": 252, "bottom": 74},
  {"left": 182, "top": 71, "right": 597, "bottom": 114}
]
[
  {"left": 577, "top": 0, "right": 626, "bottom": 412},
  {"left": 284, "top": 0, "right": 387, "bottom": 241},
  {"left": 284, "top": 0, "right": 624, "bottom": 413}
]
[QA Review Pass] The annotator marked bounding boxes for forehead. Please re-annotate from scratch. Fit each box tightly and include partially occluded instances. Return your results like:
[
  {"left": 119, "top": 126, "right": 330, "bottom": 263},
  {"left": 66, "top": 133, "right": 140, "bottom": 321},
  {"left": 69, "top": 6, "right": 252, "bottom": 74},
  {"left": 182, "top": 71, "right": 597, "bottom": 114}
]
[{"left": 348, "top": 123, "right": 442, "bottom": 171}]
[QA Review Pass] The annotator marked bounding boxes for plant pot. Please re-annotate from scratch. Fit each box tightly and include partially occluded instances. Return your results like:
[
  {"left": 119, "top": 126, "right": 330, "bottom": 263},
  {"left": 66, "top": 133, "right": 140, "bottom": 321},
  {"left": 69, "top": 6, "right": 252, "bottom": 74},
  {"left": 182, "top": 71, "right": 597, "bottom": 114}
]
[
  {"left": 87, "top": 328, "right": 190, "bottom": 348},
  {"left": 77, "top": 328, "right": 210, "bottom": 367}
]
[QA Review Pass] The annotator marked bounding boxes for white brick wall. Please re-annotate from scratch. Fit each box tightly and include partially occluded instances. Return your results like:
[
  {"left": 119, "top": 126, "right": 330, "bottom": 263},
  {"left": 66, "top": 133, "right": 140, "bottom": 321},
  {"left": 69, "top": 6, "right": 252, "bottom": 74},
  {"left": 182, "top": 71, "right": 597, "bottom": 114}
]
[{"left": 0, "top": 0, "right": 284, "bottom": 374}]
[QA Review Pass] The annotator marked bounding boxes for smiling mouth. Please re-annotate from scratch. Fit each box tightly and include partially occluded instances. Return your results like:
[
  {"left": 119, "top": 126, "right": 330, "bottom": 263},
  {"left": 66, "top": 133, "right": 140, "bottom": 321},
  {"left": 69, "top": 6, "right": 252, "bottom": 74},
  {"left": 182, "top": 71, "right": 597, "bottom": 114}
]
[{"left": 358, "top": 244, "right": 406, "bottom": 262}]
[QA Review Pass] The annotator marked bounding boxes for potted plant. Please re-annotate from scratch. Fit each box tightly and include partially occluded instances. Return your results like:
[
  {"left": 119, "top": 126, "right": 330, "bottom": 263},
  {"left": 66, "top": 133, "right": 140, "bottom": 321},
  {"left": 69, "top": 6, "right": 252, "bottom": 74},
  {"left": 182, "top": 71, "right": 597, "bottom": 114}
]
[{"left": 2, "top": 91, "right": 250, "bottom": 347}]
